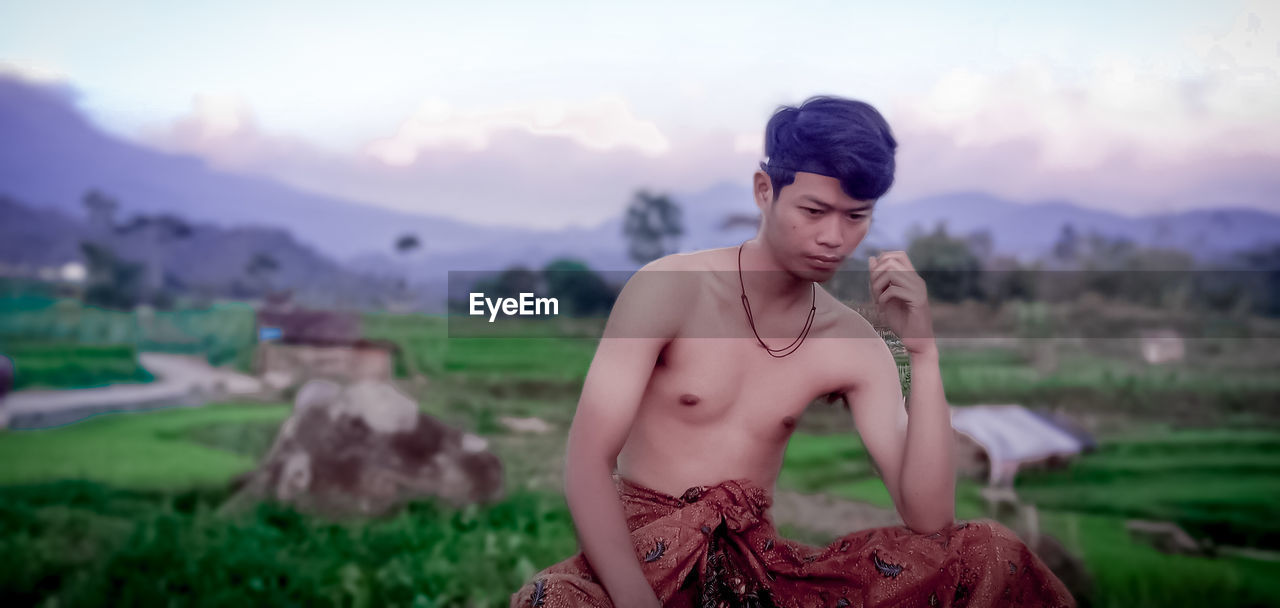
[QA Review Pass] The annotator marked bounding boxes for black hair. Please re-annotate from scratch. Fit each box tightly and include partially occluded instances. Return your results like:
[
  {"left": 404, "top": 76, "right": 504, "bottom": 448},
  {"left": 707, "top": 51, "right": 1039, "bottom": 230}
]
[{"left": 760, "top": 95, "right": 898, "bottom": 203}]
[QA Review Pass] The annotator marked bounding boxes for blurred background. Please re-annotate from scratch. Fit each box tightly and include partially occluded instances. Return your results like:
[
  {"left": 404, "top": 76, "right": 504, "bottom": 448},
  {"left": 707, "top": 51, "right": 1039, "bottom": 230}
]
[{"left": 1, "top": 1, "right": 1278, "bottom": 606}]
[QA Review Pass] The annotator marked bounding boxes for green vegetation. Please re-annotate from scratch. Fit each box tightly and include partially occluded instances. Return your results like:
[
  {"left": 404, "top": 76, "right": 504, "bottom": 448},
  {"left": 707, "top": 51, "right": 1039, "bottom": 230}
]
[
  {"left": 0, "top": 293, "right": 257, "bottom": 387},
  {"left": 778, "top": 430, "right": 1280, "bottom": 607},
  {"left": 0, "top": 403, "right": 290, "bottom": 489},
  {"left": 0, "top": 402, "right": 578, "bottom": 607},
  {"left": 0, "top": 480, "right": 578, "bottom": 608},
  {"left": 937, "top": 346, "right": 1280, "bottom": 422},
  {"left": 1039, "top": 511, "right": 1280, "bottom": 608},
  {"left": 363, "top": 312, "right": 599, "bottom": 383},
  {"left": 1016, "top": 427, "right": 1280, "bottom": 550},
  {"left": 5, "top": 296, "right": 1280, "bottom": 606},
  {"left": 0, "top": 342, "right": 153, "bottom": 391}
]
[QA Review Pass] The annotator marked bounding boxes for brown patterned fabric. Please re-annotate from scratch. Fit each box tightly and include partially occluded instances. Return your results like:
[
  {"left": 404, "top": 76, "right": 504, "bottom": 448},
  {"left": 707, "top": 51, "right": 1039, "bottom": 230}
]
[{"left": 510, "top": 475, "right": 1076, "bottom": 607}]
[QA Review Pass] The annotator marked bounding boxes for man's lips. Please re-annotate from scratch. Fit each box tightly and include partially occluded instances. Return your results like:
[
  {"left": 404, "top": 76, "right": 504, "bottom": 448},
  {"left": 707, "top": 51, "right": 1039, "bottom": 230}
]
[{"left": 807, "top": 255, "right": 842, "bottom": 266}]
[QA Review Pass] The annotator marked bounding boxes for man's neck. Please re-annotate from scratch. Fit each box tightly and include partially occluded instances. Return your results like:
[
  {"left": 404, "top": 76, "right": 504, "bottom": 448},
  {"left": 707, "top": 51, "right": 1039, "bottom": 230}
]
[{"left": 739, "top": 238, "right": 813, "bottom": 312}]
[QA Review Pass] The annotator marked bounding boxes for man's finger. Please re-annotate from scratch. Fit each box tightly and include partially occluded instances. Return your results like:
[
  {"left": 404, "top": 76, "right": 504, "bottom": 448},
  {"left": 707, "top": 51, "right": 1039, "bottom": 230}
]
[
  {"left": 877, "top": 284, "right": 911, "bottom": 307},
  {"left": 870, "top": 270, "right": 911, "bottom": 296}
]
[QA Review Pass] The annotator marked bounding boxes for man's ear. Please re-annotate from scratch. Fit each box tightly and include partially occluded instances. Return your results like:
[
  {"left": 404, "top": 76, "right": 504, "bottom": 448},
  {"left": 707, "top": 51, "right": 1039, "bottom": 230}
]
[{"left": 752, "top": 170, "right": 774, "bottom": 213}]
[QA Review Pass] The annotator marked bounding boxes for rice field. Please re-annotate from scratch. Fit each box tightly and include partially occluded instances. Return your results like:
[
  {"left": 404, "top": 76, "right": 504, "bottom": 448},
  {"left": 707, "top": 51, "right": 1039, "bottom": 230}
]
[{"left": 3, "top": 297, "right": 1279, "bottom": 606}]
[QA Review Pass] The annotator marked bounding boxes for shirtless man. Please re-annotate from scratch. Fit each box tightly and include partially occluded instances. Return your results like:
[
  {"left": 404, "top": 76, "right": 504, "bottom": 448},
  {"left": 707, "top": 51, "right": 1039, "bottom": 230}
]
[{"left": 561, "top": 96, "right": 955, "bottom": 608}]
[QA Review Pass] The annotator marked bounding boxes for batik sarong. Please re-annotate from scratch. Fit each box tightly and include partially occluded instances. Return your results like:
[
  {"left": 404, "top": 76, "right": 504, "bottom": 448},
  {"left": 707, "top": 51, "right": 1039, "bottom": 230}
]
[{"left": 510, "top": 474, "right": 1076, "bottom": 607}]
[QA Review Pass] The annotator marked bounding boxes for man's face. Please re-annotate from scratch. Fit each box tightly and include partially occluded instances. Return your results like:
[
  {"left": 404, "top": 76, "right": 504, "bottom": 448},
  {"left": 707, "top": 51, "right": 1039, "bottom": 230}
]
[{"left": 754, "top": 170, "right": 874, "bottom": 282}]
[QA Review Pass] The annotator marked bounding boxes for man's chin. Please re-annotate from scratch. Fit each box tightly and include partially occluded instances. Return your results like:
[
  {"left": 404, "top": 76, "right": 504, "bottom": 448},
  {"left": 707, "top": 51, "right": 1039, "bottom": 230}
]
[{"left": 800, "top": 267, "right": 838, "bottom": 283}]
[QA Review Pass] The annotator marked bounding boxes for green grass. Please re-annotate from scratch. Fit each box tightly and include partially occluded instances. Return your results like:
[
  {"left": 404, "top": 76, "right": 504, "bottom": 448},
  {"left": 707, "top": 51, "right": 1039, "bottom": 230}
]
[
  {"left": 0, "top": 480, "right": 579, "bottom": 608},
  {"left": 778, "top": 430, "right": 1280, "bottom": 607},
  {"left": 778, "top": 432, "right": 989, "bottom": 516},
  {"left": 0, "top": 342, "right": 154, "bottom": 390},
  {"left": 1038, "top": 510, "right": 1280, "bottom": 608},
  {"left": 1016, "top": 428, "right": 1280, "bottom": 550},
  {"left": 0, "top": 398, "right": 583, "bottom": 607},
  {"left": 0, "top": 403, "right": 292, "bottom": 489},
  {"left": 363, "top": 311, "right": 599, "bottom": 383},
  {"left": 0, "top": 297, "right": 258, "bottom": 371},
  {"left": 6, "top": 306, "right": 1280, "bottom": 605},
  {"left": 935, "top": 346, "right": 1280, "bottom": 424}
]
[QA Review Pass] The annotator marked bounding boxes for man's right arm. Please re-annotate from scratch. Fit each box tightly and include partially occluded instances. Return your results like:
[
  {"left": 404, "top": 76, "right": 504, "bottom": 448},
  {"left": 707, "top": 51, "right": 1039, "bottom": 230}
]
[{"left": 563, "top": 257, "right": 690, "bottom": 608}]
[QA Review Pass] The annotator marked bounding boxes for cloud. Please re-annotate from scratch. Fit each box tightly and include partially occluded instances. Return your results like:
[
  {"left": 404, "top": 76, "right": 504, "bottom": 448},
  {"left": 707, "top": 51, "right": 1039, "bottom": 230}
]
[
  {"left": 1187, "top": 0, "right": 1279, "bottom": 83},
  {"left": 138, "top": 24, "right": 1280, "bottom": 231},
  {"left": 141, "top": 93, "right": 756, "bottom": 229},
  {"left": 0, "top": 59, "right": 69, "bottom": 85},
  {"left": 882, "top": 9, "right": 1280, "bottom": 214},
  {"left": 895, "top": 57, "right": 1279, "bottom": 172},
  {"left": 364, "top": 95, "right": 671, "bottom": 166}
]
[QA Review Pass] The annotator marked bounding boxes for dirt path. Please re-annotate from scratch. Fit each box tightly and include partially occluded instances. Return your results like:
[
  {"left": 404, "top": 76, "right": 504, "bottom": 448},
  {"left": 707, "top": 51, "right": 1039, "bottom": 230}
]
[{"left": 1, "top": 353, "right": 262, "bottom": 429}]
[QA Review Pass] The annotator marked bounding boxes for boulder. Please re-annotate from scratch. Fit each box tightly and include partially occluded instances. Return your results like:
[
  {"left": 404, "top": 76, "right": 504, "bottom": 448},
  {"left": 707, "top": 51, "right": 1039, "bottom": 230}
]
[
  {"left": 1125, "top": 519, "right": 1211, "bottom": 556},
  {"left": 981, "top": 488, "right": 1095, "bottom": 606},
  {"left": 0, "top": 354, "right": 12, "bottom": 429},
  {"left": 1032, "top": 532, "right": 1096, "bottom": 607},
  {"left": 224, "top": 379, "right": 504, "bottom": 518},
  {"left": 498, "top": 415, "right": 554, "bottom": 434}
]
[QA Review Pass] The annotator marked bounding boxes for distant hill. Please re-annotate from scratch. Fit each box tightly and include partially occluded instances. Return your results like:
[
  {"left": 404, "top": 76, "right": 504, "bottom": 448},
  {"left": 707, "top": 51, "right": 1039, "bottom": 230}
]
[
  {"left": 2, "top": 74, "right": 1276, "bottom": 288},
  {"left": 0, "top": 195, "right": 398, "bottom": 309},
  {"left": 867, "top": 191, "right": 1280, "bottom": 264}
]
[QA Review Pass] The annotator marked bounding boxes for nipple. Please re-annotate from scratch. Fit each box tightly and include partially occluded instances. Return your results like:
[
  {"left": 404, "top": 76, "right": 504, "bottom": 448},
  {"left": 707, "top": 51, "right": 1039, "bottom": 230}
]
[
  {"left": 678, "top": 393, "right": 700, "bottom": 406},
  {"left": 781, "top": 415, "right": 797, "bottom": 429}
]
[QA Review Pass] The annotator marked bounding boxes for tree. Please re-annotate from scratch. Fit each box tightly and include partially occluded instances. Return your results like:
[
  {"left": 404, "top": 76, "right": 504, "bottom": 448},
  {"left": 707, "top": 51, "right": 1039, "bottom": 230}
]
[
  {"left": 115, "top": 213, "right": 193, "bottom": 306},
  {"left": 82, "top": 189, "right": 119, "bottom": 236},
  {"left": 542, "top": 258, "right": 617, "bottom": 316},
  {"left": 394, "top": 233, "right": 421, "bottom": 255},
  {"left": 623, "top": 190, "right": 683, "bottom": 265},
  {"left": 392, "top": 233, "right": 422, "bottom": 296},
  {"left": 980, "top": 255, "right": 1039, "bottom": 308},
  {"left": 906, "top": 222, "right": 984, "bottom": 303},
  {"left": 245, "top": 252, "right": 280, "bottom": 297},
  {"left": 80, "top": 241, "right": 146, "bottom": 310},
  {"left": 1051, "top": 223, "right": 1079, "bottom": 266},
  {"left": 719, "top": 212, "right": 761, "bottom": 232},
  {"left": 474, "top": 265, "right": 543, "bottom": 300},
  {"left": 1233, "top": 243, "right": 1280, "bottom": 316}
]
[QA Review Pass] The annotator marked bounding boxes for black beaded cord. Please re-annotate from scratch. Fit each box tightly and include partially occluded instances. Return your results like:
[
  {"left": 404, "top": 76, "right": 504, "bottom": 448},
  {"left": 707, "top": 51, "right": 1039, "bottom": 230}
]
[{"left": 738, "top": 241, "right": 816, "bottom": 358}]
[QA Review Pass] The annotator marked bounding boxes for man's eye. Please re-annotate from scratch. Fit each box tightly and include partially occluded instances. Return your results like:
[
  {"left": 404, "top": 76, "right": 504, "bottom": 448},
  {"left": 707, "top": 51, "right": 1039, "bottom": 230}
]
[
  {"left": 849, "top": 214, "right": 867, "bottom": 221},
  {"left": 804, "top": 208, "right": 822, "bottom": 215}
]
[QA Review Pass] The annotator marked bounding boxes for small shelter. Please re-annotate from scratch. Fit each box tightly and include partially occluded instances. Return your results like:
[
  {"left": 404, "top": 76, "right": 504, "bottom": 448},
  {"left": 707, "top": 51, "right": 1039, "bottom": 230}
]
[
  {"left": 951, "top": 405, "right": 1094, "bottom": 487},
  {"left": 254, "top": 300, "right": 397, "bottom": 389},
  {"left": 1139, "top": 328, "right": 1185, "bottom": 365}
]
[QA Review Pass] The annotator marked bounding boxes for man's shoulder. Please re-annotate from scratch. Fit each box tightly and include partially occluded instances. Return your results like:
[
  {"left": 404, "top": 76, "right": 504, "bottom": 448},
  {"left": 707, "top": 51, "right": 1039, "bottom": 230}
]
[
  {"left": 818, "top": 289, "right": 882, "bottom": 341},
  {"left": 643, "top": 247, "right": 734, "bottom": 272}
]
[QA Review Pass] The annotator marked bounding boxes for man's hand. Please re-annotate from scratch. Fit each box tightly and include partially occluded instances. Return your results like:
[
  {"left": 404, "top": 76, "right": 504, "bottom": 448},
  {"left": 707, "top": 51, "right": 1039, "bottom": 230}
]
[{"left": 868, "top": 251, "right": 937, "bottom": 356}]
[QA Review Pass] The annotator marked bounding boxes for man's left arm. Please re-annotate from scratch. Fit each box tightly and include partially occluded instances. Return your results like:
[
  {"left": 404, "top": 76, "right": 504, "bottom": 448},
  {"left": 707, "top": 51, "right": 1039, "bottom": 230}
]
[
  {"left": 896, "top": 345, "right": 955, "bottom": 533},
  {"left": 849, "top": 251, "right": 955, "bottom": 534},
  {"left": 844, "top": 332, "right": 955, "bottom": 535}
]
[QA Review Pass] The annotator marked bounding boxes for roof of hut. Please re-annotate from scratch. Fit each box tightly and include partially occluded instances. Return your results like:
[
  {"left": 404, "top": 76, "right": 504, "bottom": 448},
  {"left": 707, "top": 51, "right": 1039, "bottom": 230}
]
[{"left": 951, "top": 405, "right": 1093, "bottom": 465}]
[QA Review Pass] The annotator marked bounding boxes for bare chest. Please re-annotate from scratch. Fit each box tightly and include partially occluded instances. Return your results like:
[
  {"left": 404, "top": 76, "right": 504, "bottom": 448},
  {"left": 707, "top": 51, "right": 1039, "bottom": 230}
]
[{"left": 637, "top": 294, "right": 849, "bottom": 442}]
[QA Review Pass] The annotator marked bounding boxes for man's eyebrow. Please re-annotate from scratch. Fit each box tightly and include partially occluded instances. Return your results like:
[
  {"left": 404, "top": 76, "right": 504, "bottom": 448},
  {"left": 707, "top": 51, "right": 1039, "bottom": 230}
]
[{"left": 799, "top": 195, "right": 873, "bottom": 212}]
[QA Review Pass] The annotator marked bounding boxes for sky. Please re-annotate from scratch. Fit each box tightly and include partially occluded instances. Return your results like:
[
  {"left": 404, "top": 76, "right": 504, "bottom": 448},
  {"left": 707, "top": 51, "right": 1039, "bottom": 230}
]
[{"left": 2, "top": 0, "right": 1277, "bottom": 229}]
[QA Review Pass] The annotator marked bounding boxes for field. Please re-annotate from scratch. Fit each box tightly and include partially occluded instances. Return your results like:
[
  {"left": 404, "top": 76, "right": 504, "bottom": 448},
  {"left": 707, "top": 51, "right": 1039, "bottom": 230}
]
[
  {"left": 0, "top": 290, "right": 258, "bottom": 390},
  {"left": 2, "top": 303, "right": 1279, "bottom": 606},
  {"left": 0, "top": 342, "right": 153, "bottom": 391}
]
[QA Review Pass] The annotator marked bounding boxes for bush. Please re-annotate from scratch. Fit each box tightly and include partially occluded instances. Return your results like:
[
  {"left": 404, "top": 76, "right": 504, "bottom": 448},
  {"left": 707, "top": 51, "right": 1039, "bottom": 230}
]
[
  {"left": 0, "top": 342, "right": 153, "bottom": 390},
  {"left": 0, "top": 481, "right": 579, "bottom": 607}
]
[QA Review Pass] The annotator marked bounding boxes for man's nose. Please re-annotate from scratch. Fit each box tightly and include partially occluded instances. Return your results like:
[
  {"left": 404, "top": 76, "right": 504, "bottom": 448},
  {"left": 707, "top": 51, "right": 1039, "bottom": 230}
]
[{"left": 816, "top": 216, "right": 843, "bottom": 248}]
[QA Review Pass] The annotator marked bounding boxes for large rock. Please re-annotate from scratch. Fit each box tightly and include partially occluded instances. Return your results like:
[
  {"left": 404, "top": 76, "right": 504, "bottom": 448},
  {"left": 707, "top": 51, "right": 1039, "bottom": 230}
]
[
  {"left": 224, "top": 379, "right": 504, "bottom": 518},
  {"left": 0, "top": 354, "right": 11, "bottom": 429},
  {"left": 1125, "top": 519, "right": 1212, "bottom": 557},
  {"left": 982, "top": 488, "right": 1095, "bottom": 606}
]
